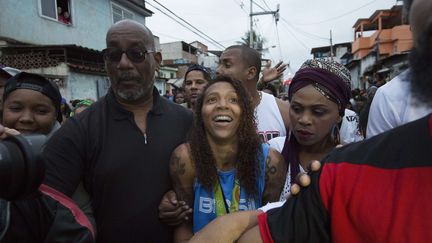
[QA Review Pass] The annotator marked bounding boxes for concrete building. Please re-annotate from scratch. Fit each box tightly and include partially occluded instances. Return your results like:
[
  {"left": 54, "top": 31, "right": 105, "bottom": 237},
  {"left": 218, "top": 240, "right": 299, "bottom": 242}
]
[
  {"left": 159, "top": 66, "right": 179, "bottom": 94},
  {"left": 0, "top": 0, "right": 154, "bottom": 101},
  {"left": 160, "top": 40, "right": 218, "bottom": 81},
  {"left": 344, "top": 4, "right": 412, "bottom": 89},
  {"left": 310, "top": 42, "right": 352, "bottom": 65},
  {"left": 350, "top": 4, "right": 412, "bottom": 88}
]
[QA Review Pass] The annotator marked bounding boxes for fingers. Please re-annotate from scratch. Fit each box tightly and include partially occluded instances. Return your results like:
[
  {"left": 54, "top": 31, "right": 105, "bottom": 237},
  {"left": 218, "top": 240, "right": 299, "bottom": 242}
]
[
  {"left": 158, "top": 201, "right": 190, "bottom": 217},
  {"left": 307, "top": 160, "right": 321, "bottom": 172},
  {"left": 166, "top": 190, "right": 178, "bottom": 204},
  {"left": 295, "top": 172, "right": 311, "bottom": 187},
  {"left": 289, "top": 173, "right": 310, "bottom": 196},
  {"left": 290, "top": 160, "right": 323, "bottom": 197},
  {"left": 290, "top": 183, "right": 300, "bottom": 195},
  {"left": 279, "top": 65, "right": 287, "bottom": 73},
  {"left": 5, "top": 128, "right": 20, "bottom": 136},
  {"left": 274, "top": 61, "right": 283, "bottom": 68},
  {"left": 159, "top": 204, "right": 193, "bottom": 226},
  {"left": 275, "top": 61, "right": 287, "bottom": 71},
  {"left": 0, "top": 127, "right": 21, "bottom": 140},
  {"left": 176, "top": 207, "right": 193, "bottom": 221},
  {"left": 336, "top": 144, "right": 344, "bottom": 148}
]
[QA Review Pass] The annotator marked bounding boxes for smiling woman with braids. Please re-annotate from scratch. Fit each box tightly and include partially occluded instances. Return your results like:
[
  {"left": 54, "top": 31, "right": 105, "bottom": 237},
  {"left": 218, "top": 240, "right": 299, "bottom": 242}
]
[{"left": 169, "top": 75, "right": 286, "bottom": 242}]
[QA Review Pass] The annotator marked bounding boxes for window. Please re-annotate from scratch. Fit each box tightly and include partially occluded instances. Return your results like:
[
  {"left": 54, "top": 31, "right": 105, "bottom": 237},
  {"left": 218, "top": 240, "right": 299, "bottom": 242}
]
[
  {"left": 112, "top": 3, "right": 134, "bottom": 23},
  {"left": 40, "top": 0, "right": 72, "bottom": 24},
  {"left": 41, "top": 0, "right": 57, "bottom": 19}
]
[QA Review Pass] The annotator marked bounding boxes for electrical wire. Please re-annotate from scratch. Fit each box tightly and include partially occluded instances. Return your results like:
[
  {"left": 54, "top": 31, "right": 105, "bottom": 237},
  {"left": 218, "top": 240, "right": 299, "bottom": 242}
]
[
  {"left": 80, "top": 1, "right": 224, "bottom": 49},
  {"left": 248, "top": 0, "right": 329, "bottom": 42},
  {"left": 293, "top": 0, "right": 378, "bottom": 26},
  {"left": 146, "top": 1, "right": 225, "bottom": 49},
  {"left": 259, "top": 0, "right": 272, "bottom": 11},
  {"left": 151, "top": 0, "right": 225, "bottom": 49},
  {"left": 153, "top": 31, "right": 188, "bottom": 41},
  {"left": 281, "top": 18, "right": 329, "bottom": 41},
  {"left": 252, "top": 0, "right": 268, "bottom": 12},
  {"left": 281, "top": 22, "right": 310, "bottom": 50},
  {"left": 146, "top": 2, "right": 211, "bottom": 45}
]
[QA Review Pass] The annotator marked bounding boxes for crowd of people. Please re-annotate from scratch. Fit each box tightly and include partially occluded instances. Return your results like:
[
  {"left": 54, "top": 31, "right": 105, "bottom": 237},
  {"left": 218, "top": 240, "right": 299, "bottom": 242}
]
[{"left": 0, "top": 0, "right": 430, "bottom": 242}]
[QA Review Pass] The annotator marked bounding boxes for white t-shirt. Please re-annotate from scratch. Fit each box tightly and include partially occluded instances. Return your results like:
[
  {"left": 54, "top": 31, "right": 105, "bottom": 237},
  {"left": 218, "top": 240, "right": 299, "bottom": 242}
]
[
  {"left": 366, "top": 69, "right": 432, "bottom": 138},
  {"left": 340, "top": 109, "right": 363, "bottom": 145},
  {"left": 255, "top": 92, "right": 286, "bottom": 142},
  {"left": 267, "top": 136, "right": 286, "bottom": 153}
]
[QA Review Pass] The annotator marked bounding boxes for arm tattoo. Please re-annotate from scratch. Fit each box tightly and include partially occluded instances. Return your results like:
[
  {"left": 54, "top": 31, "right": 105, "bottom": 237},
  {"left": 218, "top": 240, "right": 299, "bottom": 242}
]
[
  {"left": 171, "top": 154, "right": 186, "bottom": 175},
  {"left": 265, "top": 156, "right": 277, "bottom": 182},
  {"left": 170, "top": 152, "right": 193, "bottom": 206},
  {"left": 263, "top": 153, "right": 286, "bottom": 203}
]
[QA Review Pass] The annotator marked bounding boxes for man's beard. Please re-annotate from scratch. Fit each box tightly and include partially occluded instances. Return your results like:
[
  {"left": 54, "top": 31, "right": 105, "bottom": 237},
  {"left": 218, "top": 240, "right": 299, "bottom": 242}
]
[
  {"left": 115, "top": 86, "right": 145, "bottom": 101},
  {"left": 113, "top": 72, "right": 152, "bottom": 102},
  {"left": 410, "top": 26, "right": 432, "bottom": 106}
]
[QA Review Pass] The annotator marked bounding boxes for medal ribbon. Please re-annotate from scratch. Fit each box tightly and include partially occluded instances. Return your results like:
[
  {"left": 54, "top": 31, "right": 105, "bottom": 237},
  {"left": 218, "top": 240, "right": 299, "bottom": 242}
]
[{"left": 214, "top": 177, "right": 240, "bottom": 216}]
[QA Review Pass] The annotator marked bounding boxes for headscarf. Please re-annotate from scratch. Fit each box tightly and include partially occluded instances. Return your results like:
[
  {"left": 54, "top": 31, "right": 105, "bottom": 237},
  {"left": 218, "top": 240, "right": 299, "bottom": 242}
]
[
  {"left": 283, "top": 59, "right": 352, "bottom": 185},
  {"left": 288, "top": 59, "right": 351, "bottom": 116}
]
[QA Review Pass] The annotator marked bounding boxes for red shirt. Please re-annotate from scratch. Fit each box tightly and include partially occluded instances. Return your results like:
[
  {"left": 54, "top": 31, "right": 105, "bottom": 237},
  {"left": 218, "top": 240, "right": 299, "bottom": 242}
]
[{"left": 259, "top": 114, "right": 432, "bottom": 243}]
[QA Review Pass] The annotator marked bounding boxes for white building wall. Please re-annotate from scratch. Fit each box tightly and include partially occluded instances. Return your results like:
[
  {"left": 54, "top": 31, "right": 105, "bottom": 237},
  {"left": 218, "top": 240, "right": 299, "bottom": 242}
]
[
  {"left": 349, "top": 65, "right": 361, "bottom": 89},
  {"left": 69, "top": 72, "right": 107, "bottom": 100},
  {"left": 161, "top": 42, "right": 183, "bottom": 60},
  {"left": 0, "top": 0, "right": 148, "bottom": 50}
]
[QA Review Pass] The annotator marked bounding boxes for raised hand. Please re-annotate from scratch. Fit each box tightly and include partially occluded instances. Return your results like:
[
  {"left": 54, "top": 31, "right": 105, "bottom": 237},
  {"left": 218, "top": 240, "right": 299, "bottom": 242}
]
[{"left": 261, "top": 61, "right": 287, "bottom": 83}]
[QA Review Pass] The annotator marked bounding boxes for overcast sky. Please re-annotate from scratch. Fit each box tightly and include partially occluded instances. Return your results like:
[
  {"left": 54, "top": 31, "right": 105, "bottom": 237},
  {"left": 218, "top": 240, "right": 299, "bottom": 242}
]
[{"left": 146, "top": 0, "right": 400, "bottom": 78}]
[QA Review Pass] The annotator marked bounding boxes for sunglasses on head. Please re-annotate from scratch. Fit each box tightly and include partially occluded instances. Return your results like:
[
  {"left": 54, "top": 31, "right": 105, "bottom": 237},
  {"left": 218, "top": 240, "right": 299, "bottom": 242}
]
[{"left": 102, "top": 47, "right": 154, "bottom": 63}]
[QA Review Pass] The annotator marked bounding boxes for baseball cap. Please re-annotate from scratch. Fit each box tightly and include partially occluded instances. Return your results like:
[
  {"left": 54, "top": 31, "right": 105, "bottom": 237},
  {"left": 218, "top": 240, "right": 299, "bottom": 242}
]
[{"left": 4, "top": 72, "right": 63, "bottom": 123}]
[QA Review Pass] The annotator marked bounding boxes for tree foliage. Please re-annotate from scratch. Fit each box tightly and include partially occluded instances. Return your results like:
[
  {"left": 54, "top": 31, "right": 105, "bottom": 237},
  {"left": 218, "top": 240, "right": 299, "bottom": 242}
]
[{"left": 238, "top": 30, "right": 267, "bottom": 53}]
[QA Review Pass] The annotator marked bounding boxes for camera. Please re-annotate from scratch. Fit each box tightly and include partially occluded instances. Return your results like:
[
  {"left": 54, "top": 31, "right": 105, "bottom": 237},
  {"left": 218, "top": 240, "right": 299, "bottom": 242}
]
[{"left": 0, "top": 135, "right": 46, "bottom": 200}]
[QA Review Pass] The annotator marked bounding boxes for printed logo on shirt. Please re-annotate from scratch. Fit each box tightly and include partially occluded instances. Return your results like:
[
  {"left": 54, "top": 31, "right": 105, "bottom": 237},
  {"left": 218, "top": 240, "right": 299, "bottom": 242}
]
[
  {"left": 258, "top": 131, "right": 280, "bottom": 142},
  {"left": 345, "top": 115, "right": 359, "bottom": 123},
  {"left": 198, "top": 197, "right": 256, "bottom": 214}
]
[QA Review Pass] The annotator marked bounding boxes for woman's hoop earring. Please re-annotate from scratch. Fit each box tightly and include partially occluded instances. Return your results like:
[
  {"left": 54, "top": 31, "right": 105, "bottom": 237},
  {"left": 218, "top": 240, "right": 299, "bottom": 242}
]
[{"left": 332, "top": 124, "right": 341, "bottom": 145}]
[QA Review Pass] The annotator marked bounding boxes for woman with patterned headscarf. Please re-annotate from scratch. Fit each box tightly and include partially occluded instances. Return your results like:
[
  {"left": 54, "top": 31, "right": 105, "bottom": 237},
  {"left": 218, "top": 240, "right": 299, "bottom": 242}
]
[
  {"left": 277, "top": 58, "right": 352, "bottom": 200},
  {"left": 188, "top": 59, "right": 352, "bottom": 242}
]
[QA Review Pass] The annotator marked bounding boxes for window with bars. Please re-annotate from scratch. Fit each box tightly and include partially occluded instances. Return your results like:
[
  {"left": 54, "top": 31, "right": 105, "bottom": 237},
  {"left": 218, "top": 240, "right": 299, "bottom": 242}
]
[{"left": 112, "top": 3, "right": 134, "bottom": 23}]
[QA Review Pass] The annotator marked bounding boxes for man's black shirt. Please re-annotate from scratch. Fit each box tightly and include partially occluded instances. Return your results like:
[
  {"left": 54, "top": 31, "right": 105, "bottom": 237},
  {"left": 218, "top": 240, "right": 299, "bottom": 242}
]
[{"left": 43, "top": 88, "right": 193, "bottom": 242}]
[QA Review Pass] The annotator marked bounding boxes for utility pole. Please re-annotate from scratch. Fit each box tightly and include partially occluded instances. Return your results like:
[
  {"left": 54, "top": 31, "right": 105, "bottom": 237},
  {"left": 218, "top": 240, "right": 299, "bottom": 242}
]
[
  {"left": 330, "top": 29, "right": 334, "bottom": 60},
  {"left": 250, "top": 0, "right": 253, "bottom": 48},
  {"left": 249, "top": 2, "right": 280, "bottom": 49}
]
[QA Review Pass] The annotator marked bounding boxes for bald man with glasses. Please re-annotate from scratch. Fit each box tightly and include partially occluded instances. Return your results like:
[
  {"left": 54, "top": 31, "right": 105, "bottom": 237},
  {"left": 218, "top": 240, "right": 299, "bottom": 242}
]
[{"left": 2, "top": 20, "right": 193, "bottom": 242}]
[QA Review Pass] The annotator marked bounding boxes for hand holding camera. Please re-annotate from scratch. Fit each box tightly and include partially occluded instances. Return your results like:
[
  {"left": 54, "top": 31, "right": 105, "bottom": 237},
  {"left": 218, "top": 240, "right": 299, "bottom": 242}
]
[{"left": 0, "top": 124, "right": 46, "bottom": 200}]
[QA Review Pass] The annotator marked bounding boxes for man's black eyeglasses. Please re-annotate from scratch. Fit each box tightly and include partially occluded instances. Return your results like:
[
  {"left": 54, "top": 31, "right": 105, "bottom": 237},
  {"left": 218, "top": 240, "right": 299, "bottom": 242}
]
[{"left": 102, "top": 48, "right": 154, "bottom": 63}]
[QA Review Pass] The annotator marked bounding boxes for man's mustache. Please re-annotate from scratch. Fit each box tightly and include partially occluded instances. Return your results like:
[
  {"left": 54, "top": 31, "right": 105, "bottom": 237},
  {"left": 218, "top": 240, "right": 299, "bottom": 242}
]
[{"left": 117, "top": 72, "right": 141, "bottom": 82}]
